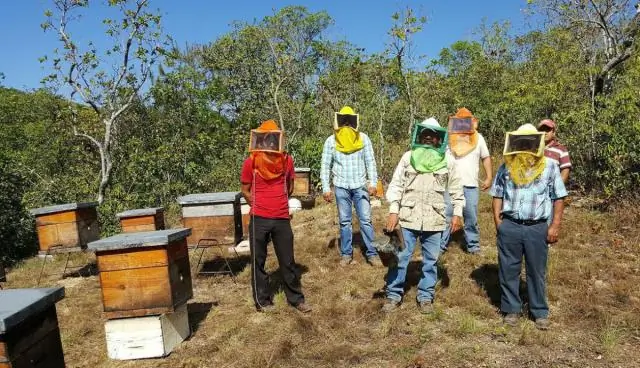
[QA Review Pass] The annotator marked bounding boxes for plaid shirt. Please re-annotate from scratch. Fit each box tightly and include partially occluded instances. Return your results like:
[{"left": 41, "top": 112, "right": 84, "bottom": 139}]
[
  {"left": 321, "top": 133, "right": 378, "bottom": 193},
  {"left": 490, "top": 158, "right": 568, "bottom": 221}
]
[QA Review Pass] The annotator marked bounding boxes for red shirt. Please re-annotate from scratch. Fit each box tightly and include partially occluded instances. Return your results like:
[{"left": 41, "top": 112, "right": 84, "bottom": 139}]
[
  {"left": 543, "top": 139, "right": 572, "bottom": 170},
  {"left": 240, "top": 155, "right": 294, "bottom": 219}
]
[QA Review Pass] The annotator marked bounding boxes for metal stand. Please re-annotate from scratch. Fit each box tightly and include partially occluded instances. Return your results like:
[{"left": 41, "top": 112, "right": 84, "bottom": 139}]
[
  {"left": 37, "top": 245, "right": 87, "bottom": 286},
  {"left": 189, "top": 238, "right": 240, "bottom": 283}
]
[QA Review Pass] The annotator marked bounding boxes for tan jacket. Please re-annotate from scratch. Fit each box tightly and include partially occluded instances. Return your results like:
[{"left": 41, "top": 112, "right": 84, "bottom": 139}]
[{"left": 386, "top": 151, "right": 465, "bottom": 232}]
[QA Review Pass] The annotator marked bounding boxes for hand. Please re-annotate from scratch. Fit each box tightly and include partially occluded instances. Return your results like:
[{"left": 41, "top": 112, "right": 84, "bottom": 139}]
[
  {"left": 481, "top": 178, "right": 492, "bottom": 191},
  {"left": 494, "top": 219, "right": 502, "bottom": 231},
  {"left": 368, "top": 186, "right": 377, "bottom": 197},
  {"left": 547, "top": 223, "right": 560, "bottom": 243},
  {"left": 386, "top": 213, "right": 399, "bottom": 232},
  {"left": 323, "top": 192, "right": 333, "bottom": 203},
  {"left": 451, "top": 216, "right": 462, "bottom": 233}
]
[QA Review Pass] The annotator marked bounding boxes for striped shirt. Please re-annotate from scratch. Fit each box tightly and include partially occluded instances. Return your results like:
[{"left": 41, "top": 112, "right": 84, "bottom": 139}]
[
  {"left": 544, "top": 140, "right": 572, "bottom": 170},
  {"left": 320, "top": 133, "right": 378, "bottom": 193},
  {"left": 490, "top": 158, "right": 568, "bottom": 221}
]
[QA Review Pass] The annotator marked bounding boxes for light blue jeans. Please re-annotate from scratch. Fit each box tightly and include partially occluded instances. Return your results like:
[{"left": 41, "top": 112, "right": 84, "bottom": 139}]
[
  {"left": 386, "top": 228, "right": 442, "bottom": 303},
  {"left": 440, "top": 186, "right": 480, "bottom": 253},
  {"left": 335, "top": 186, "right": 377, "bottom": 258}
]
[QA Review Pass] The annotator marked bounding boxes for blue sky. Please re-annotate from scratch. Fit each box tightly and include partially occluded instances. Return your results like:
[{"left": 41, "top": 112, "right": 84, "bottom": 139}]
[{"left": 0, "top": 1, "right": 537, "bottom": 91}]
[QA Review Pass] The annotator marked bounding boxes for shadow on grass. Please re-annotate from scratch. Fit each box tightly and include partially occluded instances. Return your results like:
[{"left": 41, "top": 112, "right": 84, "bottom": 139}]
[
  {"left": 471, "top": 263, "right": 529, "bottom": 310},
  {"left": 197, "top": 255, "right": 251, "bottom": 277},
  {"left": 268, "top": 263, "right": 310, "bottom": 295},
  {"left": 187, "top": 301, "right": 217, "bottom": 335},
  {"left": 371, "top": 261, "right": 451, "bottom": 300}
]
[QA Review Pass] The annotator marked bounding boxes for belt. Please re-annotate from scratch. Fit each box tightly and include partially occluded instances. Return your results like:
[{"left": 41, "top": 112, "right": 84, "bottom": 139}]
[{"left": 503, "top": 215, "right": 547, "bottom": 226}]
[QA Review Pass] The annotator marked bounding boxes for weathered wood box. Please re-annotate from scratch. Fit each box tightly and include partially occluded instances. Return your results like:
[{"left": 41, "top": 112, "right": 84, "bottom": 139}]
[
  {"left": 293, "top": 167, "right": 311, "bottom": 197},
  {"left": 104, "top": 304, "right": 189, "bottom": 360},
  {"left": 88, "top": 229, "right": 193, "bottom": 320},
  {"left": 177, "top": 193, "right": 243, "bottom": 246},
  {"left": 0, "top": 287, "right": 66, "bottom": 368},
  {"left": 29, "top": 202, "right": 100, "bottom": 255},
  {"left": 116, "top": 207, "right": 165, "bottom": 233}
]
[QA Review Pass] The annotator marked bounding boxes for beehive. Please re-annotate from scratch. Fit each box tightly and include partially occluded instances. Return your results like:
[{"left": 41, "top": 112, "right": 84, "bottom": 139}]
[
  {"left": 0, "top": 287, "right": 66, "bottom": 368},
  {"left": 88, "top": 229, "right": 193, "bottom": 319},
  {"left": 293, "top": 167, "right": 311, "bottom": 196},
  {"left": 29, "top": 202, "right": 100, "bottom": 255},
  {"left": 236, "top": 193, "right": 250, "bottom": 239},
  {"left": 116, "top": 207, "right": 165, "bottom": 233},
  {"left": 0, "top": 263, "right": 5, "bottom": 283},
  {"left": 177, "top": 193, "right": 243, "bottom": 246}
]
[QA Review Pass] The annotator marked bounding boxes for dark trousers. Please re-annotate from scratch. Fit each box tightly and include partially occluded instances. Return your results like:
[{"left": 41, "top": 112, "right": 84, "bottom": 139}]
[
  {"left": 249, "top": 215, "right": 304, "bottom": 308},
  {"left": 497, "top": 219, "right": 549, "bottom": 319}
]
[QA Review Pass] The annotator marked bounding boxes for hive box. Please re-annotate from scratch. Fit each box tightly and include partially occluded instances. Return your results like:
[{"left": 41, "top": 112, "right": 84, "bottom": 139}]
[
  {"left": 0, "top": 263, "right": 5, "bottom": 283},
  {"left": 237, "top": 193, "right": 250, "bottom": 239},
  {"left": 0, "top": 287, "right": 66, "bottom": 368},
  {"left": 104, "top": 304, "right": 189, "bottom": 360},
  {"left": 293, "top": 167, "right": 311, "bottom": 196},
  {"left": 177, "top": 192, "right": 243, "bottom": 246},
  {"left": 29, "top": 202, "right": 100, "bottom": 254},
  {"left": 116, "top": 207, "right": 165, "bottom": 233},
  {"left": 88, "top": 229, "right": 193, "bottom": 319}
]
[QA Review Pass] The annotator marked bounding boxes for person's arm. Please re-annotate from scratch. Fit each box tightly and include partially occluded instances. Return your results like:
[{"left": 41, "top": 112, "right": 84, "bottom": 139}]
[
  {"left": 241, "top": 182, "right": 252, "bottom": 206},
  {"left": 492, "top": 198, "right": 503, "bottom": 228},
  {"left": 320, "top": 137, "right": 334, "bottom": 202},
  {"left": 287, "top": 156, "right": 295, "bottom": 196},
  {"left": 385, "top": 154, "right": 407, "bottom": 232},
  {"left": 548, "top": 162, "right": 568, "bottom": 243},
  {"left": 489, "top": 165, "right": 506, "bottom": 229},
  {"left": 240, "top": 158, "right": 253, "bottom": 206},
  {"left": 558, "top": 147, "right": 572, "bottom": 184},
  {"left": 479, "top": 136, "right": 493, "bottom": 191},
  {"left": 447, "top": 160, "right": 465, "bottom": 233},
  {"left": 560, "top": 168, "right": 570, "bottom": 184},
  {"left": 362, "top": 134, "right": 378, "bottom": 195}
]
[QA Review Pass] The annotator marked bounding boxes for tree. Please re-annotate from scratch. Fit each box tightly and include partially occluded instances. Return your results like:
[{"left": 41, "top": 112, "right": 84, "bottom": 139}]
[{"left": 41, "top": 0, "right": 170, "bottom": 204}]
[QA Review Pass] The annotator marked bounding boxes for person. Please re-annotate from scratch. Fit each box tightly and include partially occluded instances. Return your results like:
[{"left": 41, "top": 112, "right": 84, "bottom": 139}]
[
  {"left": 321, "top": 106, "right": 380, "bottom": 266},
  {"left": 382, "top": 118, "right": 464, "bottom": 314},
  {"left": 490, "top": 123, "right": 567, "bottom": 330},
  {"left": 240, "top": 119, "right": 311, "bottom": 313},
  {"left": 440, "top": 108, "right": 492, "bottom": 254},
  {"left": 537, "top": 119, "right": 571, "bottom": 184}
]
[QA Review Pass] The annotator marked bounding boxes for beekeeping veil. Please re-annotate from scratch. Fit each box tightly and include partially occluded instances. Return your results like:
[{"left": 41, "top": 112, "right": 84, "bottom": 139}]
[
  {"left": 334, "top": 105, "right": 364, "bottom": 154},
  {"left": 410, "top": 118, "right": 448, "bottom": 173},
  {"left": 503, "top": 123, "right": 546, "bottom": 186},
  {"left": 448, "top": 107, "right": 479, "bottom": 158},
  {"left": 249, "top": 120, "right": 287, "bottom": 180}
]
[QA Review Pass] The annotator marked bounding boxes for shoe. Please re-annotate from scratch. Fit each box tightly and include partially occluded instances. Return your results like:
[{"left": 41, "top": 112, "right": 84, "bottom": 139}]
[
  {"left": 258, "top": 304, "right": 276, "bottom": 313},
  {"left": 381, "top": 299, "right": 400, "bottom": 313},
  {"left": 535, "top": 318, "right": 550, "bottom": 330},
  {"left": 418, "top": 300, "right": 434, "bottom": 315},
  {"left": 503, "top": 313, "right": 520, "bottom": 327},
  {"left": 339, "top": 256, "right": 353, "bottom": 266},
  {"left": 294, "top": 302, "right": 312, "bottom": 313},
  {"left": 367, "top": 256, "right": 383, "bottom": 267}
]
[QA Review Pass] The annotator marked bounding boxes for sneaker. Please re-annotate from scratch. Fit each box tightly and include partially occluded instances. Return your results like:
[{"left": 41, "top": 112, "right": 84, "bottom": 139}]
[
  {"left": 294, "top": 302, "right": 312, "bottom": 313},
  {"left": 503, "top": 313, "right": 520, "bottom": 327},
  {"left": 339, "top": 256, "right": 353, "bottom": 266},
  {"left": 367, "top": 256, "right": 383, "bottom": 267},
  {"left": 418, "top": 300, "right": 434, "bottom": 315},
  {"left": 258, "top": 304, "right": 276, "bottom": 313},
  {"left": 381, "top": 299, "right": 401, "bottom": 313},
  {"left": 535, "top": 318, "right": 550, "bottom": 330}
]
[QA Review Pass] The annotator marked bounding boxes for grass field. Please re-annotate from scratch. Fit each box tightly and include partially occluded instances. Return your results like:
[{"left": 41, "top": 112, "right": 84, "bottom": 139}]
[{"left": 3, "top": 193, "right": 640, "bottom": 367}]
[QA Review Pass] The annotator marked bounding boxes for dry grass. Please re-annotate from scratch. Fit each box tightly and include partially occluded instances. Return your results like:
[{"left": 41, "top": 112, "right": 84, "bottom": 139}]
[{"left": 3, "top": 193, "right": 640, "bottom": 367}]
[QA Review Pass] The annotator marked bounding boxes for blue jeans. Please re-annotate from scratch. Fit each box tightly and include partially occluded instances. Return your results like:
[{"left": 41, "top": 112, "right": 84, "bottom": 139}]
[
  {"left": 497, "top": 219, "right": 549, "bottom": 319},
  {"left": 335, "top": 186, "right": 377, "bottom": 258},
  {"left": 386, "top": 228, "right": 441, "bottom": 303},
  {"left": 440, "top": 186, "right": 480, "bottom": 253}
]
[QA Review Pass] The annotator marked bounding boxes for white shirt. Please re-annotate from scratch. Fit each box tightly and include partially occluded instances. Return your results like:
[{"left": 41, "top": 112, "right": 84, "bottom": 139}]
[{"left": 446, "top": 134, "right": 490, "bottom": 187}]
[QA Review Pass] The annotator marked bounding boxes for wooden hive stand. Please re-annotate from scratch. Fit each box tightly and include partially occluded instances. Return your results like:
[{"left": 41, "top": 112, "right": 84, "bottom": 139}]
[
  {"left": 88, "top": 229, "right": 193, "bottom": 360},
  {"left": 116, "top": 207, "right": 165, "bottom": 233},
  {"left": 29, "top": 202, "right": 100, "bottom": 285},
  {"left": 0, "top": 287, "right": 66, "bottom": 368}
]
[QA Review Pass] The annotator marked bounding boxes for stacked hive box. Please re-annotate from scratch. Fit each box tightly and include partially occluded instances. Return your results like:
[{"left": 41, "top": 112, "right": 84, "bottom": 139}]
[
  {"left": 116, "top": 207, "right": 165, "bottom": 233},
  {"left": 0, "top": 287, "right": 66, "bottom": 368},
  {"left": 177, "top": 192, "right": 243, "bottom": 246},
  {"left": 88, "top": 229, "right": 193, "bottom": 360},
  {"left": 29, "top": 202, "right": 100, "bottom": 255}
]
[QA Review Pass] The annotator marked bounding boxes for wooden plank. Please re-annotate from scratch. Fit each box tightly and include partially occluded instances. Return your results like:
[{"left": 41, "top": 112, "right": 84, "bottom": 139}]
[
  {"left": 120, "top": 216, "right": 156, "bottom": 227},
  {"left": 97, "top": 247, "right": 168, "bottom": 272},
  {"left": 4, "top": 328, "right": 65, "bottom": 368},
  {"left": 168, "top": 256, "right": 192, "bottom": 307},
  {"left": 36, "top": 222, "right": 80, "bottom": 251},
  {"left": 182, "top": 216, "right": 237, "bottom": 245},
  {"left": 100, "top": 266, "right": 171, "bottom": 314},
  {"left": 34, "top": 211, "right": 77, "bottom": 226},
  {"left": 104, "top": 304, "right": 189, "bottom": 360},
  {"left": 121, "top": 223, "right": 157, "bottom": 233},
  {"left": 181, "top": 203, "right": 234, "bottom": 217},
  {"left": 103, "top": 307, "right": 177, "bottom": 320}
]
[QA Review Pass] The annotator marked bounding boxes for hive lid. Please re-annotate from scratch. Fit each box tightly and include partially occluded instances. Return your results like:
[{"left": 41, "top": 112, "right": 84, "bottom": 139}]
[
  {"left": 29, "top": 202, "right": 99, "bottom": 216},
  {"left": 116, "top": 207, "right": 164, "bottom": 218},
  {"left": 177, "top": 192, "right": 240, "bottom": 205},
  {"left": 88, "top": 228, "right": 192, "bottom": 252},
  {"left": 295, "top": 167, "right": 311, "bottom": 173},
  {"left": 0, "top": 287, "right": 65, "bottom": 333}
]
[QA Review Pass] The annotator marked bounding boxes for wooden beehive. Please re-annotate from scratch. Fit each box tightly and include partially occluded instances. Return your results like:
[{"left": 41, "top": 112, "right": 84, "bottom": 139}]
[
  {"left": 0, "top": 287, "right": 66, "bottom": 368},
  {"left": 88, "top": 229, "right": 193, "bottom": 319},
  {"left": 116, "top": 207, "right": 165, "bottom": 233},
  {"left": 236, "top": 193, "right": 250, "bottom": 239},
  {"left": 293, "top": 167, "right": 311, "bottom": 196},
  {"left": 0, "top": 262, "right": 5, "bottom": 283},
  {"left": 177, "top": 192, "right": 243, "bottom": 246},
  {"left": 29, "top": 202, "right": 100, "bottom": 255}
]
